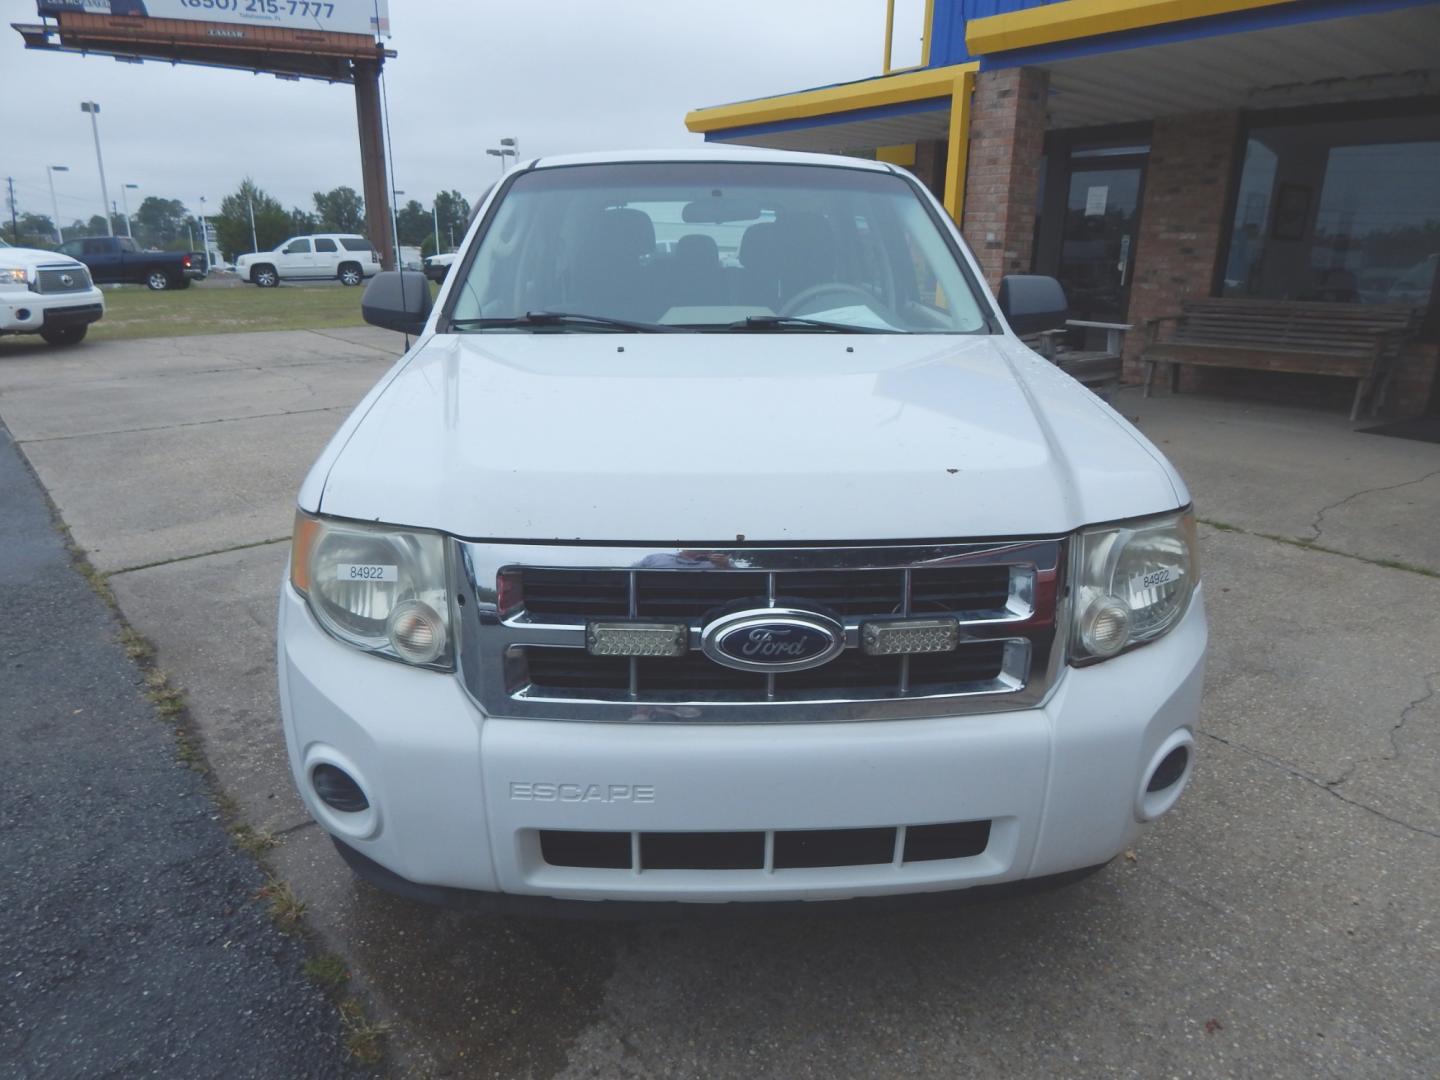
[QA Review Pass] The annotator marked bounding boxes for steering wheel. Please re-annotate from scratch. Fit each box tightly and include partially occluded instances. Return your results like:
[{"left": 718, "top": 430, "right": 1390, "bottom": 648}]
[{"left": 780, "top": 282, "right": 892, "bottom": 321}]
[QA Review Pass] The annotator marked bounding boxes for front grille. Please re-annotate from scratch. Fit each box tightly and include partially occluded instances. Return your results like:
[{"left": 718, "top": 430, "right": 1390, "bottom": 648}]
[
  {"left": 518, "top": 565, "right": 1012, "bottom": 621},
  {"left": 33, "top": 266, "right": 93, "bottom": 294},
  {"left": 461, "top": 539, "right": 1063, "bottom": 723},
  {"left": 520, "top": 639, "right": 1008, "bottom": 699},
  {"left": 538, "top": 820, "right": 992, "bottom": 871}
]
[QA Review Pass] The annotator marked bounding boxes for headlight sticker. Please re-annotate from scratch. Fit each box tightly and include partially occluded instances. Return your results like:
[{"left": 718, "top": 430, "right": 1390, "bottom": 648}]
[{"left": 336, "top": 563, "right": 398, "bottom": 582}]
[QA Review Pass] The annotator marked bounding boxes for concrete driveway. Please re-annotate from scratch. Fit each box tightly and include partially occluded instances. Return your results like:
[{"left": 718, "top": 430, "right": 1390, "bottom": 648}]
[{"left": 1, "top": 330, "right": 1436, "bottom": 1079}]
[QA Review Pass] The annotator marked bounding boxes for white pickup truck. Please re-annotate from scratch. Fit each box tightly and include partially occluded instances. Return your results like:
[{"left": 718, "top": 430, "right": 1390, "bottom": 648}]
[
  {"left": 279, "top": 149, "right": 1205, "bottom": 914},
  {"left": 0, "top": 239, "right": 105, "bottom": 346}
]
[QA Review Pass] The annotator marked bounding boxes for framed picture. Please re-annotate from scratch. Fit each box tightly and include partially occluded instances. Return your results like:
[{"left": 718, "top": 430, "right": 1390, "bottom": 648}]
[{"left": 1272, "top": 183, "right": 1310, "bottom": 242}]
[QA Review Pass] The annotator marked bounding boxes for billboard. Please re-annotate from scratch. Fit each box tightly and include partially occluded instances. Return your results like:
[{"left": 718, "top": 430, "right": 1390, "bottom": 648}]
[{"left": 37, "top": 1, "right": 390, "bottom": 37}]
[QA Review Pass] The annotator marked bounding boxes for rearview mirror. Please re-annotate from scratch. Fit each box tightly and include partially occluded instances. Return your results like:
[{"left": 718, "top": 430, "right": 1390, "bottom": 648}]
[
  {"left": 997, "top": 275, "right": 1068, "bottom": 336},
  {"left": 682, "top": 196, "right": 763, "bottom": 224},
  {"left": 361, "top": 270, "right": 433, "bottom": 335}
]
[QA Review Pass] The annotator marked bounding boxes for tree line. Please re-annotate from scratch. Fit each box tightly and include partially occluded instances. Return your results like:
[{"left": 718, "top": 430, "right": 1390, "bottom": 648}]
[
  {"left": 214, "top": 179, "right": 471, "bottom": 261},
  {"left": 2, "top": 178, "right": 472, "bottom": 260}
]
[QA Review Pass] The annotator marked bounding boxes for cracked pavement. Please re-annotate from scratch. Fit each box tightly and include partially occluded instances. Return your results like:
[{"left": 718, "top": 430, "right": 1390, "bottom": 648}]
[{"left": 1, "top": 332, "right": 1436, "bottom": 1078}]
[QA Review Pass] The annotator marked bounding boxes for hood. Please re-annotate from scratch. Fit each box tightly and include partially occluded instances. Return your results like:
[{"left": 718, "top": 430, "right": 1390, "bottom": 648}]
[
  {"left": 312, "top": 333, "right": 1186, "bottom": 542},
  {"left": 0, "top": 246, "right": 85, "bottom": 273}
]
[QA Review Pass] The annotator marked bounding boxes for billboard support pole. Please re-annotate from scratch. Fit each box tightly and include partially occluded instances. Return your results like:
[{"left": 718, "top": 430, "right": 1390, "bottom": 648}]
[{"left": 354, "top": 57, "right": 395, "bottom": 272}]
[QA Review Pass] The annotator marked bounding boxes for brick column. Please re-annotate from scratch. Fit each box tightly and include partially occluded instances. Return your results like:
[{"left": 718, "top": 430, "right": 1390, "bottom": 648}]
[
  {"left": 961, "top": 67, "right": 1049, "bottom": 288},
  {"left": 911, "top": 139, "right": 948, "bottom": 203},
  {"left": 1123, "top": 110, "right": 1242, "bottom": 377}
]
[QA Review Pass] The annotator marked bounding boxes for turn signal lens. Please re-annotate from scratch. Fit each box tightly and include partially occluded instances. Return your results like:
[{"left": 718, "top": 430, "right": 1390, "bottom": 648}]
[
  {"left": 387, "top": 600, "right": 447, "bottom": 664},
  {"left": 1079, "top": 598, "right": 1131, "bottom": 658},
  {"left": 290, "top": 510, "right": 322, "bottom": 594}
]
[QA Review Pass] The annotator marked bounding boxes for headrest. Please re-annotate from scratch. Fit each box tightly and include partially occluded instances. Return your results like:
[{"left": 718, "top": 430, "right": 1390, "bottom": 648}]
[
  {"left": 675, "top": 233, "right": 720, "bottom": 266},
  {"left": 582, "top": 207, "right": 656, "bottom": 261},
  {"left": 739, "top": 221, "right": 780, "bottom": 270}
]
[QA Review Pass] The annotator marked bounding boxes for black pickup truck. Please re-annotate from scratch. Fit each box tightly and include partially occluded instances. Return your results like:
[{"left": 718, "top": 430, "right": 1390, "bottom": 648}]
[{"left": 55, "top": 236, "right": 206, "bottom": 291}]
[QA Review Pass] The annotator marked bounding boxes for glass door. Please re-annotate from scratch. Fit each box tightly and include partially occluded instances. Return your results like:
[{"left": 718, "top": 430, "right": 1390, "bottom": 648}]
[{"left": 1056, "top": 163, "right": 1145, "bottom": 323}]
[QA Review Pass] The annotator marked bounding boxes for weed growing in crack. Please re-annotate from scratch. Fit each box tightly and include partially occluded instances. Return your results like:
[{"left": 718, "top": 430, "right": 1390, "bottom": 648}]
[
  {"left": 118, "top": 626, "right": 154, "bottom": 661},
  {"left": 303, "top": 953, "right": 351, "bottom": 994},
  {"left": 339, "top": 998, "right": 390, "bottom": 1066},
  {"left": 256, "top": 877, "right": 307, "bottom": 931},
  {"left": 231, "top": 823, "right": 280, "bottom": 855}
]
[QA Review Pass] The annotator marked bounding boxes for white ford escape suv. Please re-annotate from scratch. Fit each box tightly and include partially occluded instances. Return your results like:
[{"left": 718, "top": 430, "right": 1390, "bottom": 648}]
[{"left": 280, "top": 149, "right": 1205, "bottom": 913}]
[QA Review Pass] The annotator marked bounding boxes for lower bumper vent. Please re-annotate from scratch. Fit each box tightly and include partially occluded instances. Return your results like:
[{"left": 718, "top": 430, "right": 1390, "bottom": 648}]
[{"left": 538, "top": 820, "right": 992, "bottom": 871}]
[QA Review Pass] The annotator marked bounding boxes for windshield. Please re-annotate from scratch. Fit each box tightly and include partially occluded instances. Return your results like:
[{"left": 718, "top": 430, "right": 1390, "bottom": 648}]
[{"left": 448, "top": 161, "right": 992, "bottom": 333}]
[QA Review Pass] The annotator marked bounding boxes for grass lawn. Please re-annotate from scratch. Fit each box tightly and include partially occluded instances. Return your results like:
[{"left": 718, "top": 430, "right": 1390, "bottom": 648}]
[{"left": 85, "top": 280, "right": 369, "bottom": 342}]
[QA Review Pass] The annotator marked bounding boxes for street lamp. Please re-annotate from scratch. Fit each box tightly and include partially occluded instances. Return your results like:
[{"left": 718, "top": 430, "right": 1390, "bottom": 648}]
[
  {"left": 390, "top": 188, "right": 404, "bottom": 265},
  {"left": 246, "top": 193, "right": 257, "bottom": 254},
  {"left": 122, "top": 183, "right": 139, "bottom": 240},
  {"left": 500, "top": 136, "right": 519, "bottom": 161},
  {"left": 46, "top": 165, "right": 69, "bottom": 244},
  {"left": 198, "top": 195, "right": 209, "bottom": 266},
  {"left": 486, "top": 145, "right": 516, "bottom": 176},
  {"left": 79, "top": 101, "right": 114, "bottom": 237}
]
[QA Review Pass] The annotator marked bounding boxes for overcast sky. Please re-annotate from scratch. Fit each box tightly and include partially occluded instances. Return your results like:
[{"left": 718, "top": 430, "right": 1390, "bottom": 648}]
[{"left": 2, "top": 0, "right": 885, "bottom": 225}]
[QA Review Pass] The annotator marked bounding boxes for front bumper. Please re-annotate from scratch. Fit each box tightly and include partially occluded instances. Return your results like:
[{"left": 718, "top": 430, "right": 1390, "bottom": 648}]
[
  {"left": 0, "top": 289, "right": 105, "bottom": 333},
  {"left": 279, "top": 583, "right": 1206, "bottom": 905}
]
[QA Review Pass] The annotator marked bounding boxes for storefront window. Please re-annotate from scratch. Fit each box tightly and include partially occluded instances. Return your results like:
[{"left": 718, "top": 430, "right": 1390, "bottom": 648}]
[{"left": 1223, "top": 108, "right": 1440, "bottom": 313}]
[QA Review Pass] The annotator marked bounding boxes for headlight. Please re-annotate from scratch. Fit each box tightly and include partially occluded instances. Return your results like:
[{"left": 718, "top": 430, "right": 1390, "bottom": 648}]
[
  {"left": 289, "top": 511, "right": 454, "bottom": 669},
  {"left": 1070, "top": 510, "right": 1198, "bottom": 664},
  {"left": 0, "top": 268, "right": 28, "bottom": 287}
]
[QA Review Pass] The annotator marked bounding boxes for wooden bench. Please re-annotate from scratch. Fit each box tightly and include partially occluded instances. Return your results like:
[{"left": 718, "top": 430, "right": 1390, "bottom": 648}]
[{"left": 1141, "top": 299, "right": 1416, "bottom": 420}]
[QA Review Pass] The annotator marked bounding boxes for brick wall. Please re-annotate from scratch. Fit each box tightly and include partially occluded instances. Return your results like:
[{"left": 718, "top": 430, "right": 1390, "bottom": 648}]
[
  {"left": 1123, "top": 110, "right": 1242, "bottom": 378},
  {"left": 961, "top": 67, "right": 1049, "bottom": 288}
]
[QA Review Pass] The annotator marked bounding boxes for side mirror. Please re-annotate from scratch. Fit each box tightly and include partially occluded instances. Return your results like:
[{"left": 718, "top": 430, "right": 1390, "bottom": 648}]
[
  {"left": 361, "top": 270, "right": 433, "bottom": 334},
  {"left": 997, "top": 275, "right": 1068, "bottom": 336}
]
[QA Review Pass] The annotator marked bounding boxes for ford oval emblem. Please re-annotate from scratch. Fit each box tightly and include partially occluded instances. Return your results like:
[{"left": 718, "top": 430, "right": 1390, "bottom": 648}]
[{"left": 701, "top": 608, "right": 845, "bottom": 673}]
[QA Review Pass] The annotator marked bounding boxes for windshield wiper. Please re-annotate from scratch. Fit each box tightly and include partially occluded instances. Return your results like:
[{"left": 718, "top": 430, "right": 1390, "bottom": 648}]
[
  {"left": 449, "top": 311, "right": 675, "bottom": 333},
  {"left": 704, "top": 315, "right": 890, "bottom": 334}
]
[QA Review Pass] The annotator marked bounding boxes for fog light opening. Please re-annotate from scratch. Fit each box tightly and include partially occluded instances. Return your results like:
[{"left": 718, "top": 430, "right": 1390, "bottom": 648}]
[
  {"left": 1136, "top": 730, "right": 1195, "bottom": 822},
  {"left": 312, "top": 763, "right": 369, "bottom": 813},
  {"left": 1146, "top": 745, "right": 1189, "bottom": 793}
]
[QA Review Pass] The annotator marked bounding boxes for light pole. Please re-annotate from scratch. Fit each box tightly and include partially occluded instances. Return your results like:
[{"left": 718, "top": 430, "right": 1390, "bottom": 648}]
[
  {"left": 47, "top": 165, "right": 69, "bottom": 244},
  {"left": 501, "top": 136, "right": 519, "bottom": 162},
  {"left": 246, "top": 193, "right": 257, "bottom": 253},
  {"left": 121, "top": 182, "right": 138, "bottom": 240},
  {"left": 390, "top": 188, "right": 404, "bottom": 265},
  {"left": 79, "top": 101, "right": 113, "bottom": 236},
  {"left": 486, "top": 145, "right": 516, "bottom": 176},
  {"left": 198, "top": 196, "right": 209, "bottom": 265},
  {"left": 431, "top": 199, "right": 440, "bottom": 256}
]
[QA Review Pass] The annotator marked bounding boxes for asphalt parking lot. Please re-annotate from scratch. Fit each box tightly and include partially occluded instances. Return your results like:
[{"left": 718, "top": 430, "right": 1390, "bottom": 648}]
[{"left": 1, "top": 329, "right": 1436, "bottom": 1078}]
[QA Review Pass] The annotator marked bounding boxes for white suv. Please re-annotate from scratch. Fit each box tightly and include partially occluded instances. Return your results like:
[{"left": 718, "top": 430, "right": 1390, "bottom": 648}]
[
  {"left": 235, "top": 234, "right": 378, "bottom": 287},
  {"left": 281, "top": 149, "right": 1204, "bottom": 914}
]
